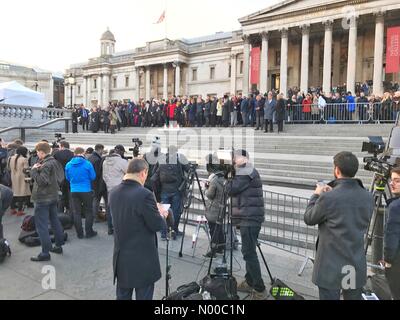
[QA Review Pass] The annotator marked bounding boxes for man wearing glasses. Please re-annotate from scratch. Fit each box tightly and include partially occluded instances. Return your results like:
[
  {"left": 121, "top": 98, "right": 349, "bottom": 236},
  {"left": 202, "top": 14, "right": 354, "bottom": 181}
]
[{"left": 382, "top": 167, "right": 400, "bottom": 299}]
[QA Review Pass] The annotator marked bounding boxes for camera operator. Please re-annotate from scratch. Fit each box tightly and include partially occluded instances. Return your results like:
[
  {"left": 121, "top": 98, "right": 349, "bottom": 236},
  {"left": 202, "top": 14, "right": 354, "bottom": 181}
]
[
  {"left": 0, "top": 184, "right": 13, "bottom": 239},
  {"left": 65, "top": 147, "right": 97, "bottom": 239},
  {"left": 304, "top": 152, "right": 374, "bottom": 300},
  {"left": 30, "top": 142, "right": 65, "bottom": 262},
  {"left": 151, "top": 146, "right": 189, "bottom": 240},
  {"left": 103, "top": 145, "right": 128, "bottom": 235},
  {"left": 143, "top": 138, "right": 162, "bottom": 196},
  {"left": 382, "top": 167, "right": 400, "bottom": 300},
  {"left": 109, "top": 158, "right": 169, "bottom": 300},
  {"left": 54, "top": 141, "right": 74, "bottom": 215},
  {"left": 226, "top": 149, "right": 267, "bottom": 300},
  {"left": 204, "top": 153, "right": 225, "bottom": 258}
]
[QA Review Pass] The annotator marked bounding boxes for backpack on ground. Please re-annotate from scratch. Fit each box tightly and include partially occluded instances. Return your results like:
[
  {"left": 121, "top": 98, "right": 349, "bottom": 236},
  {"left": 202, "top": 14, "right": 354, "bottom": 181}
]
[
  {"left": 166, "top": 282, "right": 201, "bottom": 300},
  {"left": 269, "top": 278, "right": 305, "bottom": 300},
  {"left": 57, "top": 214, "right": 73, "bottom": 230},
  {"left": 199, "top": 274, "right": 239, "bottom": 300},
  {"left": 0, "top": 239, "right": 11, "bottom": 263},
  {"left": 21, "top": 215, "right": 36, "bottom": 232}
]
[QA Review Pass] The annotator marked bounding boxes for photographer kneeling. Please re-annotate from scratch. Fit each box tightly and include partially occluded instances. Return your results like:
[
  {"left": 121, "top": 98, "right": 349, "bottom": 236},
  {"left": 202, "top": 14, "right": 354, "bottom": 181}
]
[
  {"left": 226, "top": 149, "right": 267, "bottom": 300},
  {"left": 382, "top": 167, "right": 400, "bottom": 300}
]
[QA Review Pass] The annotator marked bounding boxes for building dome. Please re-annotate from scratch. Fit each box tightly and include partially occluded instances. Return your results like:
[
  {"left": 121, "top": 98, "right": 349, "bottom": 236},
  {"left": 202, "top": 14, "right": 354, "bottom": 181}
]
[{"left": 101, "top": 29, "right": 115, "bottom": 42}]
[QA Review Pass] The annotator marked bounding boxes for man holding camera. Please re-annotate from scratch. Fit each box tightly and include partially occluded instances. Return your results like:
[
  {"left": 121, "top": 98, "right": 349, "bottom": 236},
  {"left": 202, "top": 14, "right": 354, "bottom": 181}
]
[
  {"left": 110, "top": 158, "right": 169, "bottom": 300},
  {"left": 382, "top": 167, "right": 400, "bottom": 300},
  {"left": 30, "top": 142, "right": 65, "bottom": 262},
  {"left": 304, "top": 152, "right": 374, "bottom": 300},
  {"left": 227, "top": 150, "right": 267, "bottom": 300}
]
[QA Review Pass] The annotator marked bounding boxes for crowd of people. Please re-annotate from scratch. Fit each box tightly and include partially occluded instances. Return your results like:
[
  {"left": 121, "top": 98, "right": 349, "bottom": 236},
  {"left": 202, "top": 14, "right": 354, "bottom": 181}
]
[
  {"left": 65, "top": 86, "right": 400, "bottom": 135},
  {"left": 0, "top": 135, "right": 400, "bottom": 301}
]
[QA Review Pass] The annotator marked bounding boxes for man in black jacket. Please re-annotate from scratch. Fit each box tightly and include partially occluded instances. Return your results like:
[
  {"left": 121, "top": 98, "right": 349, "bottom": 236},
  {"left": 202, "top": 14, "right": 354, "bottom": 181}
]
[
  {"left": 227, "top": 150, "right": 266, "bottom": 300},
  {"left": 304, "top": 152, "right": 374, "bottom": 300},
  {"left": 109, "top": 158, "right": 168, "bottom": 300},
  {"left": 0, "top": 184, "right": 13, "bottom": 239},
  {"left": 383, "top": 167, "right": 400, "bottom": 300}
]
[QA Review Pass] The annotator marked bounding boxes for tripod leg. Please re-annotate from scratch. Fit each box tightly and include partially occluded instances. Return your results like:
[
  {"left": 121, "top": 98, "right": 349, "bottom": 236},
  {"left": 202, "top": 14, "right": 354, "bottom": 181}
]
[
  {"left": 256, "top": 242, "right": 274, "bottom": 284},
  {"left": 178, "top": 207, "right": 190, "bottom": 258},
  {"left": 192, "top": 221, "right": 201, "bottom": 257}
]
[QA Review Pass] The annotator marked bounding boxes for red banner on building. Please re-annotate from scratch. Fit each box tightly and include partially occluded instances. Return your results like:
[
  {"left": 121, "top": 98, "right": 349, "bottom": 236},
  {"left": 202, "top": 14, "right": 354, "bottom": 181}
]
[
  {"left": 386, "top": 27, "right": 400, "bottom": 73},
  {"left": 250, "top": 47, "right": 261, "bottom": 85}
]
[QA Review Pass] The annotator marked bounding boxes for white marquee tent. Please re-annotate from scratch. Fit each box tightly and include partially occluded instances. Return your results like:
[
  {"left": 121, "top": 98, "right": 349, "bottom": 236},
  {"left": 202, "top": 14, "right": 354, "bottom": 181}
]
[{"left": 0, "top": 81, "right": 45, "bottom": 108}]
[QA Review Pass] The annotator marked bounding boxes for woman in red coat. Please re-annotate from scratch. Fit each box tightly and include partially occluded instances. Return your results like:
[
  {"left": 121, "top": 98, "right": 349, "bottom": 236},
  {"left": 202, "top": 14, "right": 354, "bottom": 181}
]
[
  {"left": 167, "top": 99, "right": 177, "bottom": 128},
  {"left": 302, "top": 94, "right": 312, "bottom": 121}
]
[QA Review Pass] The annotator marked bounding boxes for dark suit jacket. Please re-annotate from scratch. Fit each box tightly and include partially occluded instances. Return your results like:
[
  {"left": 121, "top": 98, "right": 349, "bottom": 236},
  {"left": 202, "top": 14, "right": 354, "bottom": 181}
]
[
  {"left": 304, "top": 179, "right": 374, "bottom": 290},
  {"left": 109, "top": 180, "right": 166, "bottom": 289}
]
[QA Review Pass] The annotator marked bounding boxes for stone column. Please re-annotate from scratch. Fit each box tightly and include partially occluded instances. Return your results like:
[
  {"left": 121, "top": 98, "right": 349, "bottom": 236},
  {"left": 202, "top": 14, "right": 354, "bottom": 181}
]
[
  {"left": 259, "top": 31, "right": 269, "bottom": 94},
  {"left": 86, "top": 76, "right": 91, "bottom": 107},
  {"left": 163, "top": 63, "right": 168, "bottom": 99},
  {"left": 373, "top": 12, "right": 385, "bottom": 96},
  {"left": 300, "top": 25, "right": 310, "bottom": 94},
  {"left": 133, "top": 67, "right": 139, "bottom": 103},
  {"left": 346, "top": 17, "right": 358, "bottom": 94},
  {"left": 174, "top": 62, "right": 181, "bottom": 96},
  {"left": 145, "top": 66, "right": 151, "bottom": 101},
  {"left": 230, "top": 53, "right": 237, "bottom": 95},
  {"left": 312, "top": 38, "right": 321, "bottom": 87},
  {"left": 97, "top": 75, "right": 103, "bottom": 107},
  {"left": 242, "top": 35, "right": 250, "bottom": 95},
  {"left": 332, "top": 38, "right": 341, "bottom": 87},
  {"left": 280, "top": 28, "right": 289, "bottom": 97},
  {"left": 102, "top": 73, "right": 110, "bottom": 107},
  {"left": 83, "top": 77, "right": 87, "bottom": 108},
  {"left": 323, "top": 20, "right": 333, "bottom": 94}
]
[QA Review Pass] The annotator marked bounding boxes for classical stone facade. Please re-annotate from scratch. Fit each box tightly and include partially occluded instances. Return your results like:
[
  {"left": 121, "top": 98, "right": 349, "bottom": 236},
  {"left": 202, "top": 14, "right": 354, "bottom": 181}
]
[
  {"left": 66, "top": 0, "right": 400, "bottom": 107},
  {"left": 0, "top": 61, "right": 64, "bottom": 107}
]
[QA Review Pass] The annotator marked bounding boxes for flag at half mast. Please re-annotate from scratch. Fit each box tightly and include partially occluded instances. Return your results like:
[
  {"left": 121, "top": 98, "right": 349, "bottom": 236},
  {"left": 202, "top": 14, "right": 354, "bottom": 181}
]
[{"left": 154, "top": 10, "right": 166, "bottom": 24}]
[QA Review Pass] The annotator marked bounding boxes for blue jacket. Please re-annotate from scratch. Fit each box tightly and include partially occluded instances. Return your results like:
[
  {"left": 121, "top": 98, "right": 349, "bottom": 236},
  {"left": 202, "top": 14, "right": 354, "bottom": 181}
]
[
  {"left": 65, "top": 156, "right": 96, "bottom": 193},
  {"left": 346, "top": 95, "right": 356, "bottom": 112}
]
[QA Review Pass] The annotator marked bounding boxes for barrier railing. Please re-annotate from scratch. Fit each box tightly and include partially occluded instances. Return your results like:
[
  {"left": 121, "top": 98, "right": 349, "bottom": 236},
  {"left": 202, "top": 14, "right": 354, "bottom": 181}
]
[
  {"left": 0, "top": 105, "right": 72, "bottom": 121},
  {"left": 285, "top": 102, "right": 399, "bottom": 124}
]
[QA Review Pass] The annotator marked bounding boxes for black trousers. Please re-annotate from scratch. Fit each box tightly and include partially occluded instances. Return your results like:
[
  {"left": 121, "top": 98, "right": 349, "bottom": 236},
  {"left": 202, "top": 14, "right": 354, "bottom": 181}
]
[
  {"left": 264, "top": 119, "right": 273, "bottom": 132},
  {"left": 386, "top": 255, "right": 400, "bottom": 300},
  {"left": 71, "top": 192, "right": 94, "bottom": 236},
  {"left": 208, "top": 222, "right": 225, "bottom": 252},
  {"left": 277, "top": 120, "right": 284, "bottom": 132},
  {"left": 82, "top": 118, "right": 89, "bottom": 131}
]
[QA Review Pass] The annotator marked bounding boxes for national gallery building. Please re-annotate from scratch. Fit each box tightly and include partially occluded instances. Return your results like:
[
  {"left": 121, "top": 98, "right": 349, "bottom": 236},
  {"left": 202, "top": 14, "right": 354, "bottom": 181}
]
[{"left": 66, "top": 0, "right": 400, "bottom": 107}]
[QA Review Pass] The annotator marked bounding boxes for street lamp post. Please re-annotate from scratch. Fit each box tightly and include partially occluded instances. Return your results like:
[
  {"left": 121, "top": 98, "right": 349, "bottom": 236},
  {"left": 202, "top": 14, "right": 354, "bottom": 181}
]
[{"left": 67, "top": 74, "right": 76, "bottom": 108}]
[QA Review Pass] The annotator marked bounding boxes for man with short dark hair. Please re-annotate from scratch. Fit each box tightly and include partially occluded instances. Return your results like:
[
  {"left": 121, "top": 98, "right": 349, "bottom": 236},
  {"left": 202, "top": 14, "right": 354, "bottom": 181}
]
[
  {"left": 30, "top": 142, "right": 65, "bottom": 262},
  {"left": 382, "top": 167, "right": 400, "bottom": 300},
  {"left": 304, "top": 151, "right": 374, "bottom": 300},
  {"left": 65, "top": 147, "right": 97, "bottom": 239},
  {"left": 110, "top": 158, "right": 168, "bottom": 300}
]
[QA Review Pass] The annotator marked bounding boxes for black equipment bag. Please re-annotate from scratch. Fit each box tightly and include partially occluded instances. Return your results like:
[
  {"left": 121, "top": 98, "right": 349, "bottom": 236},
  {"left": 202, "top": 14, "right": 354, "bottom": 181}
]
[
  {"left": 57, "top": 214, "right": 73, "bottom": 230},
  {"left": 182, "top": 293, "right": 204, "bottom": 300},
  {"left": 166, "top": 282, "right": 200, "bottom": 300},
  {"left": 364, "top": 274, "right": 392, "bottom": 300},
  {"left": 21, "top": 215, "right": 36, "bottom": 232},
  {"left": 269, "top": 278, "right": 305, "bottom": 300},
  {"left": 0, "top": 239, "right": 11, "bottom": 263},
  {"left": 200, "top": 275, "right": 239, "bottom": 300}
]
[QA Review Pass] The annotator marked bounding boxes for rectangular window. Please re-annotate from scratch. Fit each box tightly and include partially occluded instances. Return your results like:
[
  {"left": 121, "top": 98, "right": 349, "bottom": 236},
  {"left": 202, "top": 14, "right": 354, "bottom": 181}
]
[
  {"left": 125, "top": 76, "right": 129, "bottom": 87},
  {"left": 228, "top": 64, "right": 232, "bottom": 78},
  {"left": 93, "top": 79, "right": 97, "bottom": 89},
  {"left": 77, "top": 85, "right": 81, "bottom": 95},
  {"left": 113, "top": 77, "right": 117, "bottom": 88},
  {"left": 240, "top": 61, "right": 243, "bottom": 74},
  {"left": 210, "top": 66, "right": 215, "bottom": 80},
  {"left": 192, "top": 68, "right": 198, "bottom": 81}
]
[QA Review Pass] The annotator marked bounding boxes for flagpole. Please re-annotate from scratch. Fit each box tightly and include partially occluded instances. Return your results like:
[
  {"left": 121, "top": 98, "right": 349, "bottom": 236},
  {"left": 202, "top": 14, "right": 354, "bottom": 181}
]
[{"left": 164, "top": 0, "right": 168, "bottom": 39}]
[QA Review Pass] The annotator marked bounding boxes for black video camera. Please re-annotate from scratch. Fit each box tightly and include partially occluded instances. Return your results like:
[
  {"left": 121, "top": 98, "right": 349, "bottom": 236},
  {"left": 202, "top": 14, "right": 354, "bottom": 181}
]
[
  {"left": 362, "top": 136, "right": 391, "bottom": 179},
  {"left": 23, "top": 167, "right": 32, "bottom": 182},
  {"left": 129, "top": 138, "right": 143, "bottom": 158},
  {"left": 52, "top": 133, "right": 65, "bottom": 149}
]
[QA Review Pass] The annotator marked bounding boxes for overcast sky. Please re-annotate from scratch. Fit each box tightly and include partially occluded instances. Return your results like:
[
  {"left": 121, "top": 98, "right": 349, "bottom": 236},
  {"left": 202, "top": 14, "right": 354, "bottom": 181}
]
[{"left": 0, "top": 0, "right": 281, "bottom": 74}]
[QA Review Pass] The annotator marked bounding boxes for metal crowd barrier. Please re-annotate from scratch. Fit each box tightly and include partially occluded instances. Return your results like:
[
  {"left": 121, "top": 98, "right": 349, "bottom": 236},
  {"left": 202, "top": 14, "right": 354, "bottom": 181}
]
[
  {"left": 285, "top": 102, "right": 399, "bottom": 124},
  {"left": 188, "top": 185, "right": 317, "bottom": 276}
]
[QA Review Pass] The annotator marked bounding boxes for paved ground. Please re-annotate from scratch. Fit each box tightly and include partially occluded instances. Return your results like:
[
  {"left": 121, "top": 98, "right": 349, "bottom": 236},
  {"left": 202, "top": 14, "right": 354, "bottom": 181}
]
[{"left": 0, "top": 207, "right": 318, "bottom": 300}]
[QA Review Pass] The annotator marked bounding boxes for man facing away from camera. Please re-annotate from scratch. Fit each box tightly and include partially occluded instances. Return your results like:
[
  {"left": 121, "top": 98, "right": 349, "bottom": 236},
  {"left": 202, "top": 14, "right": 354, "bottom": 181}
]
[
  {"left": 382, "top": 167, "right": 400, "bottom": 300},
  {"left": 227, "top": 149, "right": 267, "bottom": 300},
  {"left": 304, "top": 151, "right": 374, "bottom": 300},
  {"left": 109, "top": 159, "right": 168, "bottom": 300}
]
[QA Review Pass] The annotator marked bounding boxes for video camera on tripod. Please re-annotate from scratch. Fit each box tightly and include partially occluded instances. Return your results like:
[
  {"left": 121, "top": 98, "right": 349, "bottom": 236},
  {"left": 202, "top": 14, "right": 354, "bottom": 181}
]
[
  {"left": 129, "top": 138, "right": 143, "bottom": 158},
  {"left": 52, "top": 133, "right": 65, "bottom": 149}
]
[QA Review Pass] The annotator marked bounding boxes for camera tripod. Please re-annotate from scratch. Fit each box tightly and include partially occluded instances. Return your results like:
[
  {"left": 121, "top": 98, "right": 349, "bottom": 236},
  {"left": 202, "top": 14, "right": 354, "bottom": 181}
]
[
  {"left": 163, "top": 224, "right": 174, "bottom": 299},
  {"left": 178, "top": 166, "right": 208, "bottom": 258},
  {"left": 365, "top": 173, "right": 391, "bottom": 268}
]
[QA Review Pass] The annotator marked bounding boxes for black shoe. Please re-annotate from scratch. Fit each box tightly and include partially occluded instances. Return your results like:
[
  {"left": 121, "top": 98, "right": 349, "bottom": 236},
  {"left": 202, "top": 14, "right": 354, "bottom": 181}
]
[
  {"left": 204, "top": 251, "right": 217, "bottom": 258},
  {"left": 108, "top": 228, "right": 114, "bottom": 235},
  {"left": 255, "top": 128, "right": 259, "bottom": 131},
  {"left": 50, "top": 246, "right": 63, "bottom": 255},
  {"left": 31, "top": 254, "right": 51, "bottom": 262},
  {"left": 77, "top": 233, "right": 84, "bottom": 239},
  {"left": 86, "top": 231, "right": 98, "bottom": 239}
]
